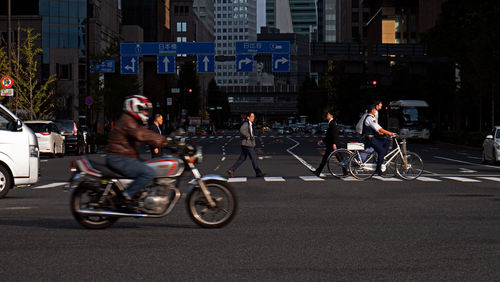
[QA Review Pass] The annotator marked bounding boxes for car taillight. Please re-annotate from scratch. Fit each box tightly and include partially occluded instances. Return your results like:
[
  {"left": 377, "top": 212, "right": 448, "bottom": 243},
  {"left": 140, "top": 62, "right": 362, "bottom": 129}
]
[
  {"left": 40, "top": 132, "right": 50, "bottom": 135},
  {"left": 74, "top": 123, "right": 78, "bottom": 135}
]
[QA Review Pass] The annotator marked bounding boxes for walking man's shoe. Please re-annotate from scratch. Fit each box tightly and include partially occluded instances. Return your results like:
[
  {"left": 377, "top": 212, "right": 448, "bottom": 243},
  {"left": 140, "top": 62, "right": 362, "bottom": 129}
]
[
  {"left": 256, "top": 172, "right": 266, "bottom": 177},
  {"left": 227, "top": 169, "right": 234, "bottom": 177}
]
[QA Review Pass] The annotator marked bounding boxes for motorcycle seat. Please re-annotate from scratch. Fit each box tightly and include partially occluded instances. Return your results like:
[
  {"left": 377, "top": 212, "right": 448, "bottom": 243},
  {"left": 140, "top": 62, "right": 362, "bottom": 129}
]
[{"left": 88, "top": 159, "right": 125, "bottom": 179}]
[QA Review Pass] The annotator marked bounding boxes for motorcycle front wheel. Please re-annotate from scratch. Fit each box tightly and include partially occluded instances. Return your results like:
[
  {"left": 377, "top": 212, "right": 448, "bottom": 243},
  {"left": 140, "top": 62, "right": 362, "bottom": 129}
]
[
  {"left": 71, "top": 184, "right": 119, "bottom": 229},
  {"left": 186, "top": 180, "right": 237, "bottom": 228}
]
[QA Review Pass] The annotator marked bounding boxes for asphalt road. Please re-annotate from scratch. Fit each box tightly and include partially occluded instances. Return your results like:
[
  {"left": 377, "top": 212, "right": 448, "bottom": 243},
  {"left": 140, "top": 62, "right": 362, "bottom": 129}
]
[{"left": 1, "top": 131, "right": 500, "bottom": 281}]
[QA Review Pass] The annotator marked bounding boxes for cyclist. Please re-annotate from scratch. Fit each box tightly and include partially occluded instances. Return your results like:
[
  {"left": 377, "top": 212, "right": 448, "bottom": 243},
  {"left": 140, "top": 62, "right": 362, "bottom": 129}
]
[{"left": 362, "top": 104, "right": 394, "bottom": 176}]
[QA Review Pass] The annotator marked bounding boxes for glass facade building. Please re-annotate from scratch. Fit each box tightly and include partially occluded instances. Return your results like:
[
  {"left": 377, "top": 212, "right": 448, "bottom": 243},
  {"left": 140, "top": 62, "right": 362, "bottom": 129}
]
[
  {"left": 266, "top": 0, "right": 318, "bottom": 41},
  {"left": 39, "top": 0, "right": 86, "bottom": 64}
]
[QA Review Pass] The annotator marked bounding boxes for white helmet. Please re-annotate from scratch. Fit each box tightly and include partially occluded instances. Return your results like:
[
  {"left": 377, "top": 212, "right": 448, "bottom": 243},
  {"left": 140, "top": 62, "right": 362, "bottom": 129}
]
[{"left": 123, "top": 95, "right": 152, "bottom": 124}]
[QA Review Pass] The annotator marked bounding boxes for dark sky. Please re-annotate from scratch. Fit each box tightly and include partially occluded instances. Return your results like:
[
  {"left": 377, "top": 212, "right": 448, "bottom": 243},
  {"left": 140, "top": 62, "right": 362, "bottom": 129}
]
[{"left": 0, "top": 0, "right": 39, "bottom": 15}]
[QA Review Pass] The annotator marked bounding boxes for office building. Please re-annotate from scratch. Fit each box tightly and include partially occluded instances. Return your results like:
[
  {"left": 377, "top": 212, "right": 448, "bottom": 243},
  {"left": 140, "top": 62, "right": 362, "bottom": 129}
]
[
  {"left": 214, "top": 0, "right": 257, "bottom": 86},
  {"left": 266, "top": 0, "right": 317, "bottom": 41}
]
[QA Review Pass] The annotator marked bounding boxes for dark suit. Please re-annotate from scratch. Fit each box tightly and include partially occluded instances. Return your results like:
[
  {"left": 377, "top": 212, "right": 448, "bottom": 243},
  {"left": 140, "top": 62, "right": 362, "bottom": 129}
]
[
  {"left": 229, "top": 121, "right": 263, "bottom": 175},
  {"left": 149, "top": 123, "right": 162, "bottom": 158},
  {"left": 316, "top": 119, "right": 340, "bottom": 174}
]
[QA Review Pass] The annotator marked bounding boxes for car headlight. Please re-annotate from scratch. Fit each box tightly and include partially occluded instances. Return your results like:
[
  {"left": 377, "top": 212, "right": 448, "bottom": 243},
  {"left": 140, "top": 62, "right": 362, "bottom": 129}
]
[{"left": 30, "top": 145, "right": 39, "bottom": 157}]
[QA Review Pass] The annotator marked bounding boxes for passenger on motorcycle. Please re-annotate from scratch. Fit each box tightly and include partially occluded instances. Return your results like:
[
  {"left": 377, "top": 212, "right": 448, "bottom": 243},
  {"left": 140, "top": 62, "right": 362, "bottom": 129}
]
[
  {"left": 106, "top": 95, "right": 168, "bottom": 208},
  {"left": 362, "top": 104, "right": 394, "bottom": 176}
]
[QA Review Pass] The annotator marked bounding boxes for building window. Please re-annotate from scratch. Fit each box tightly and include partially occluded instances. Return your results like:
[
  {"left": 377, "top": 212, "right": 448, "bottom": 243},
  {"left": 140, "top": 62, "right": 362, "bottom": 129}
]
[
  {"left": 176, "top": 22, "right": 187, "bottom": 32},
  {"left": 57, "top": 63, "right": 72, "bottom": 80}
]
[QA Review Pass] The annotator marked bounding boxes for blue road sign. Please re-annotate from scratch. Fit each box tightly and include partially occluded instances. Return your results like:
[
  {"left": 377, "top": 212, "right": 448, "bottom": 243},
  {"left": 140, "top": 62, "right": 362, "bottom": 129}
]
[
  {"left": 120, "top": 56, "right": 139, "bottom": 74},
  {"left": 90, "top": 60, "right": 115, "bottom": 73},
  {"left": 157, "top": 55, "right": 176, "bottom": 74},
  {"left": 236, "top": 54, "right": 253, "bottom": 72},
  {"left": 235, "top": 41, "right": 290, "bottom": 54},
  {"left": 272, "top": 54, "right": 290, "bottom": 72},
  {"left": 85, "top": 96, "right": 93, "bottom": 106},
  {"left": 120, "top": 42, "right": 215, "bottom": 55},
  {"left": 197, "top": 55, "right": 215, "bottom": 73}
]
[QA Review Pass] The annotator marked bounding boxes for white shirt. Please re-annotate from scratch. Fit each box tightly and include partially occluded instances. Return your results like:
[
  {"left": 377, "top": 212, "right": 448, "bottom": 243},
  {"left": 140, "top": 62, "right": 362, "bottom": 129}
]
[
  {"left": 249, "top": 120, "right": 253, "bottom": 137},
  {"left": 364, "top": 113, "right": 382, "bottom": 133}
]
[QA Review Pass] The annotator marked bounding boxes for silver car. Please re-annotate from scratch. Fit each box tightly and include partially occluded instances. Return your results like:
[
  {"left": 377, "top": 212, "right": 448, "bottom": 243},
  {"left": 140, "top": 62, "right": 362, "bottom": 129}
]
[{"left": 482, "top": 126, "right": 500, "bottom": 164}]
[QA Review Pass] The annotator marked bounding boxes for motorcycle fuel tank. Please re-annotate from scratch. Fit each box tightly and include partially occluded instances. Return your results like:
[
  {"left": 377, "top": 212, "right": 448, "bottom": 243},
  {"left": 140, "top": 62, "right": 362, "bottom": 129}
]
[{"left": 145, "top": 156, "right": 184, "bottom": 177}]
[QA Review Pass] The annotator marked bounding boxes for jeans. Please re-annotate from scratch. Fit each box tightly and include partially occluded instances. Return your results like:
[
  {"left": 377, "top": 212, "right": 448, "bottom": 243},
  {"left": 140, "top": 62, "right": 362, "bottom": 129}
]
[
  {"left": 229, "top": 146, "right": 262, "bottom": 175},
  {"left": 106, "top": 154, "right": 156, "bottom": 198}
]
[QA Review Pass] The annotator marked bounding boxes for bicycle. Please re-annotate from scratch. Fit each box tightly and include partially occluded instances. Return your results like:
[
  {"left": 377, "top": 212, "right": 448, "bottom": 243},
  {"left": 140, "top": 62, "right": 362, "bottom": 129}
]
[
  {"left": 327, "top": 148, "right": 353, "bottom": 178},
  {"left": 346, "top": 135, "right": 424, "bottom": 180}
]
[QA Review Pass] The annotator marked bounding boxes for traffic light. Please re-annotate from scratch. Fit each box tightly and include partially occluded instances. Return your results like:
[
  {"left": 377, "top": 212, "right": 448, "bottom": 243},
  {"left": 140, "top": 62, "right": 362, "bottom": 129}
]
[
  {"left": 371, "top": 80, "right": 377, "bottom": 86},
  {"left": 188, "top": 88, "right": 192, "bottom": 93}
]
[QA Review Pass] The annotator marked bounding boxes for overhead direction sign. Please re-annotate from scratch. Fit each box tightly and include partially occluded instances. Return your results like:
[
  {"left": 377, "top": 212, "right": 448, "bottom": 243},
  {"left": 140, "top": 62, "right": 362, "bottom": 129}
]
[
  {"left": 120, "top": 42, "right": 215, "bottom": 55},
  {"left": 236, "top": 54, "right": 253, "bottom": 72},
  {"left": 120, "top": 56, "right": 139, "bottom": 74},
  {"left": 235, "top": 41, "right": 290, "bottom": 54},
  {"left": 197, "top": 55, "right": 215, "bottom": 73},
  {"left": 157, "top": 55, "right": 176, "bottom": 74},
  {"left": 272, "top": 54, "right": 290, "bottom": 72}
]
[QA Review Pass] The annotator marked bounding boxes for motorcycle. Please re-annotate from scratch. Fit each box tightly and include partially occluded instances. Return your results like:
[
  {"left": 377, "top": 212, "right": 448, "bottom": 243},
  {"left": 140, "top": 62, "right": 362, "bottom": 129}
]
[{"left": 68, "top": 135, "right": 237, "bottom": 229}]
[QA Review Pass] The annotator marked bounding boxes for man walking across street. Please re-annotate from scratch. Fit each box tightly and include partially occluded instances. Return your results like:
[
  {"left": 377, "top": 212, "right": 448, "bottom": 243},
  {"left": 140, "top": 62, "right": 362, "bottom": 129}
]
[
  {"left": 149, "top": 114, "right": 163, "bottom": 158},
  {"left": 313, "top": 109, "right": 341, "bottom": 177},
  {"left": 227, "top": 112, "right": 266, "bottom": 177}
]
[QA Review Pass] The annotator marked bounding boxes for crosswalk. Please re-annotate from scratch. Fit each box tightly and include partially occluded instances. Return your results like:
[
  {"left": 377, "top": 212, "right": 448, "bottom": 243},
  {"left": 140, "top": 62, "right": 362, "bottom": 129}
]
[{"left": 31, "top": 175, "right": 500, "bottom": 189}]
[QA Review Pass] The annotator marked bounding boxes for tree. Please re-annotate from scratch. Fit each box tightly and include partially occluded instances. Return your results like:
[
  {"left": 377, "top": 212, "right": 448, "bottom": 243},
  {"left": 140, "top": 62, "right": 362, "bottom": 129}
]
[{"left": 2, "top": 28, "right": 57, "bottom": 119}]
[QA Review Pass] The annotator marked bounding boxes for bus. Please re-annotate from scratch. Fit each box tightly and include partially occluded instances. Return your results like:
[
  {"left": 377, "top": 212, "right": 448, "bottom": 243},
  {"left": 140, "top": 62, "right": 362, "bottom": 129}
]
[{"left": 387, "top": 100, "right": 431, "bottom": 140}]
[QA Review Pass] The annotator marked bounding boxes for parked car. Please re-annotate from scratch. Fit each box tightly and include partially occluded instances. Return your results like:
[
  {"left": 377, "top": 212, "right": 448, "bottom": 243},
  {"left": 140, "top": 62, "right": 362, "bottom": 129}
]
[
  {"left": 54, "top": 120, "right": 85, "bottom": 155},
  {"left": 0, "top": 104, "right": 40, "bottom": 198},
  {"left": 482, "top": 126, "right": 500, "bottom": 164},
  {"left": 343, "top": 125, "right": 356, "bottom": 135},
  {"left": 24, "top": 121, "right": 65, "bottom": 158}
]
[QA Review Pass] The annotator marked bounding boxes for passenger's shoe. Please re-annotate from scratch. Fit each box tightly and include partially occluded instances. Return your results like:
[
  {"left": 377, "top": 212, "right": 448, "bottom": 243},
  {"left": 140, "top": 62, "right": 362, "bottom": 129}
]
[
  {"left": 256, "top": 172, "right": 266, "bottom": 177},
  {"left": 227, "top": 169, "right": 234, "bottom": 177}
]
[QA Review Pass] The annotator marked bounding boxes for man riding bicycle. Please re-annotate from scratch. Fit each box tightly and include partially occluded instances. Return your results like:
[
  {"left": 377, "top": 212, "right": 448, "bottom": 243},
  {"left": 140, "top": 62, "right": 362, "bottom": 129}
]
[{"left": 362, "top": 104, "right": 394, "bottom": 176}]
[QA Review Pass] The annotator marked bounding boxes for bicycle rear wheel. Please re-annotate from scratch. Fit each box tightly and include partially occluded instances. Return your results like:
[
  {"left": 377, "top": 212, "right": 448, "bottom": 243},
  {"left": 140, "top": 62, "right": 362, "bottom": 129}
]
[
  {"left": 395, "top": 152, "right": 423, "bottom": 180},
  {"left": 327, "top": 148, "right": 352, "bottom": 178},
  {"left": 348, "top": 151, "right": 377, "bottom": 180}
]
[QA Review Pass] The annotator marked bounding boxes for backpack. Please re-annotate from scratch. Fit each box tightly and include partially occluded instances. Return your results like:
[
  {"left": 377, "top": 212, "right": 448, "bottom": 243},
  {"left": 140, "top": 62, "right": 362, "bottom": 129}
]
[{"left": 355, "top": 113, "right": 368, "bottom": 135}]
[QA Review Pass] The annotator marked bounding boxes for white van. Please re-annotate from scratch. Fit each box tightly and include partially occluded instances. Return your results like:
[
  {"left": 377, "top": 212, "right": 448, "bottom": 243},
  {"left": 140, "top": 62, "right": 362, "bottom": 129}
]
[{"left": 0, "top": 103, "right": 39, "bottom": 198}]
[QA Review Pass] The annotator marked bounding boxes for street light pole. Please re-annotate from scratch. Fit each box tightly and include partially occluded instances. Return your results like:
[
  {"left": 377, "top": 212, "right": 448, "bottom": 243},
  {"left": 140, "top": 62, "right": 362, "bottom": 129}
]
[{"left": 7, "top": 0, "right": 11, "bottom": 70}]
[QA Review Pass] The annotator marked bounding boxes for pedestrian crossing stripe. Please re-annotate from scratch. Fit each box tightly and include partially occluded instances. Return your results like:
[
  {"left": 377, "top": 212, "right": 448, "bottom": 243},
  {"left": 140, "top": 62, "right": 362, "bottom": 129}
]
[
  {"left": 299, "top": 176, "right": 324, "bottom": 181},
  {"left": 228, "top": 177, "right": 247, "bottom": 183},
  {"left": 442, "top": 177, "right": 481, "bottom": 183},
  {"left": 32, "top": 182, "right": 68, "bottom": 189},
  {"left": 264, "top": 177, "right": 286, "bottom": 182},
  {"left": 477, "top": 177, "right": 500, "bottom": 182},
  {"left": 372, "top": 176, "right": 402, "bottom": 182},
  {"left": 416, "top": 176, "right": 442, "bottom": 182}
]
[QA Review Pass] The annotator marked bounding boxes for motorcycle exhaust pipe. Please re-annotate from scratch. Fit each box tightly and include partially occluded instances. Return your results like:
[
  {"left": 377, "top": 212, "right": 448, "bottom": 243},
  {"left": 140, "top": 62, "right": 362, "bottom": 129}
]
[{"left": 77, "top": 209, "right": 161, "bottom": 218}]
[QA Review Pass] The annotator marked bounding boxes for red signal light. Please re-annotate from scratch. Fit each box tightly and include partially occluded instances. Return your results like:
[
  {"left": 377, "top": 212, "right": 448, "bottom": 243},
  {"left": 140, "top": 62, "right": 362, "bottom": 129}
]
[
  {"left": 188, "top": 88, "right": 193, "bottom": 93},
  {"left": 372, "top": 80, "right": 377, "bottom": 86}
]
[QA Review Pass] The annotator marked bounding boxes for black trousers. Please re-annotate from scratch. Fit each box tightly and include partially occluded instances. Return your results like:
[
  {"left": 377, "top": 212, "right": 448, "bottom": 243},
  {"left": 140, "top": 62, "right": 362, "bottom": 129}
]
[
  {"left": 370, "top": 136, "right": 390, "bottom": 172},
  {"left": 316, "top": 146, "right": 334, "bottom": 173},
  {"left": 229, "top": 146, "right": 262, "bottom": 175}
]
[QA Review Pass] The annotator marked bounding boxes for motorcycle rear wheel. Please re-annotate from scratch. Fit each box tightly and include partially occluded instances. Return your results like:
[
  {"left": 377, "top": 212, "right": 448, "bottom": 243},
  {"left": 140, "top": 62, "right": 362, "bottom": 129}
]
[
  {"left": 71, "top": 184, "right": 119, "bottom": 229},
  {"left": 186, "top": 180, "right": 237, "bottom": 228}
]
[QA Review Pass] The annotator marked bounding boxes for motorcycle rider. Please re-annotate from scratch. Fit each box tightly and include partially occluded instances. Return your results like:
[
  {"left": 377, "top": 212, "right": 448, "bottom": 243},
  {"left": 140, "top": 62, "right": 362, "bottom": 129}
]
[{"left": 106, "top": 95, "right": 168, "bottom": 210}]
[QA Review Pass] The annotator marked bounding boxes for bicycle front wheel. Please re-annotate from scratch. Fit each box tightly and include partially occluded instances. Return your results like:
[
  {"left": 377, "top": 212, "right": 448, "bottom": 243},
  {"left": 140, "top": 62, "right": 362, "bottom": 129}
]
[
  {"left": 327, "top": 148, "right": 352, "bottom": 178},
  {"left": 395, "top": 152, "right": 423, "bottom": 180},
  {"left": 348, "top": 151, "right": 377, "bottom": 180}
]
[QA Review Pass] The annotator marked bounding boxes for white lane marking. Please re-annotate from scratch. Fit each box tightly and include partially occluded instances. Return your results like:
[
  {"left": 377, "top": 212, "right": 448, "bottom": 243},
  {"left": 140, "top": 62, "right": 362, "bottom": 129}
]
[
  {"left": 300, "top": 176, "right": 324, "bottom": 181},
  {"left": 467, "top": 156, "right": 482, "bottom": 160},
  {"left": 477, "top": 177, "right": 500, "bottom": 182},
  {"left": 286, "top": 137, "right": 316, "bottom": 171},
  {"left": 228, "top": 177, "right": 247, "bottom": 183},
  {"left": 221, "top": 157, "right": 226, "bottom": 162},
  {"left": 442, "top": 177, "right": 481, "bottom": 183},
  {"left": 264, "top": 177, "right": 285, "bottom": 182},
  {"left": 32, "top": 182, "right": 68, "bottom": 189},
  {"left": 342, "top": 176, "right": 362, "bottom": 181},
  {"left": 258, "top": 156, "right": 272, "bottom": 160},
  {"left": 40, "top": 160, "right": 48, "bottom": 163},
  {"left": 372, "top": 176, "right": 402, "bottom": 182},
  {"left": 416, "top": 176, "right": 442, "bottom": 182},
  {"left": 459, "top": 168, "right": 477, "bottom": 173},
  {"left": 434, "top": 156, "right": 500, "bottom": 170},
  {"left": 0, "top": 206, "right": 34, "bottom": 210}
]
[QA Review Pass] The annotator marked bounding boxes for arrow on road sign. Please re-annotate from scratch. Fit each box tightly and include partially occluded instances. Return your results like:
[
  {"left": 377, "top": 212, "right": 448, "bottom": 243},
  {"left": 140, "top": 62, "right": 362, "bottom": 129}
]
[
  {"left": 125, "top": 57, "right": 136, "bottom": 72},
  {"left": 202, "top": 56, "right": 210, "bottom": 72},
  {"left": 274, "top": 56, "right": 288, "bottom": 69},
  {"left": 238, "top": 57, "right": 252, "bottom": 70},
  {"left": 163, "top": 56, "right": 170, "bottom": 69}
]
